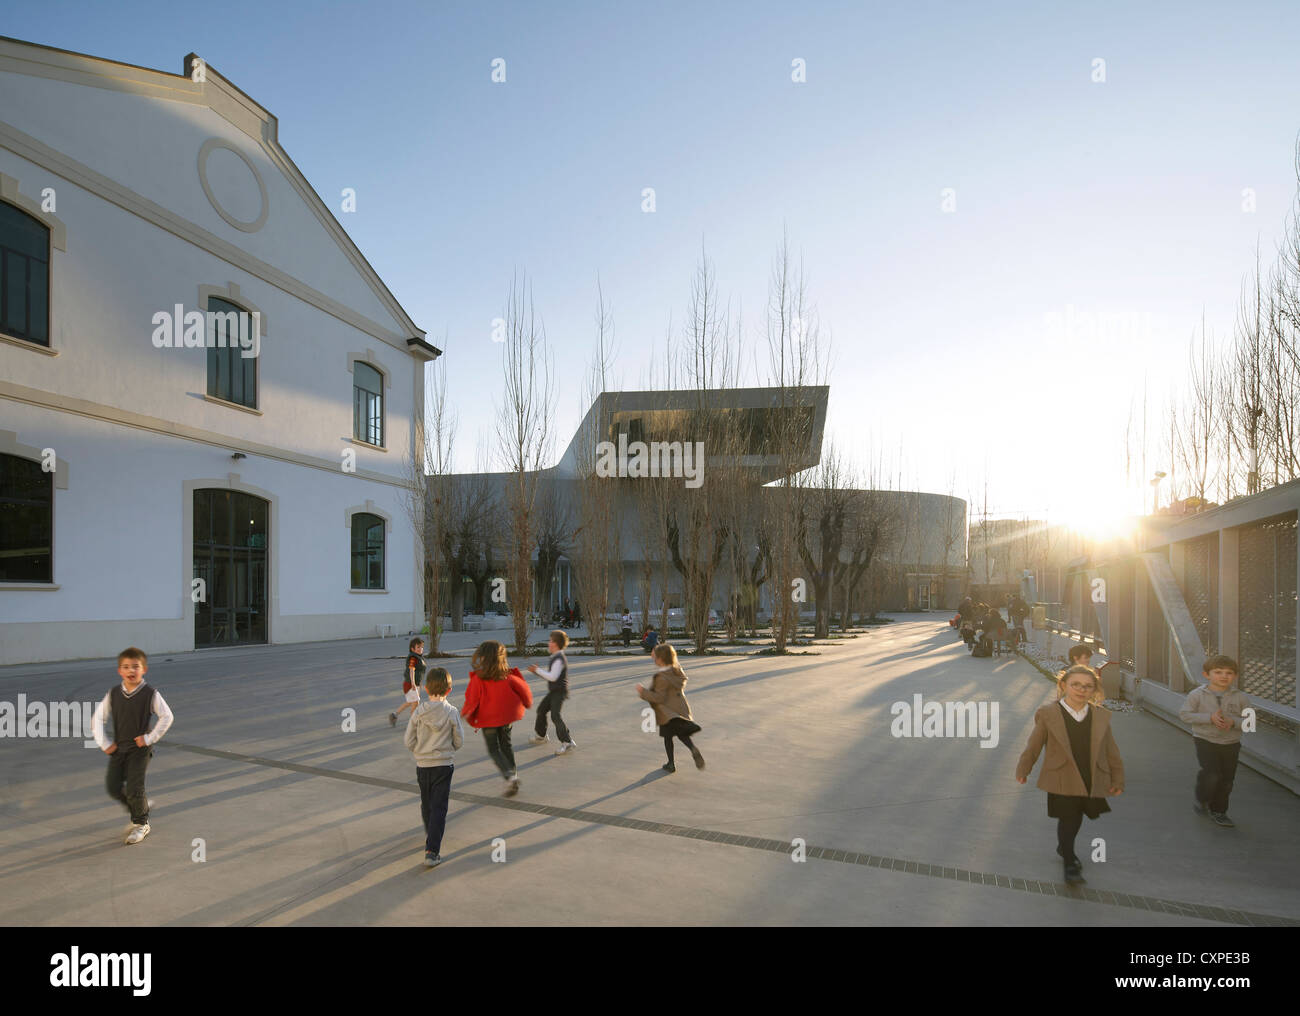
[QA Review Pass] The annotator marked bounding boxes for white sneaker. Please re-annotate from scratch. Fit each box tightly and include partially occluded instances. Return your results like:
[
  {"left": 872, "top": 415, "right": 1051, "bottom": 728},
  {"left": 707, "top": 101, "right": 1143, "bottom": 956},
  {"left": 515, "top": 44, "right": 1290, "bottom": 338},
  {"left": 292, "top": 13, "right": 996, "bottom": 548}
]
[
  {"left": 125, "top": 823, "right": 151, "bottom": 845},
  {"left": 555, "top": 742, "right": 575, "bottom": 755},
  {"left": 528, "top": 734, "right": 549, "bottom": 746},
  {"left": 122, "top": 798, "right": 154, "bottom": 834}
]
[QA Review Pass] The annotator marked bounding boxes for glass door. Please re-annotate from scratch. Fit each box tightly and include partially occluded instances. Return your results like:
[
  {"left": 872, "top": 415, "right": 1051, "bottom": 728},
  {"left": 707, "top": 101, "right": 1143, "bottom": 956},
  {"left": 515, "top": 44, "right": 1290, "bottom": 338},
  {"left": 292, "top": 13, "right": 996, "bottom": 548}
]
[{"left": 194, "top": 489, "right": 269, "bottom": 647}]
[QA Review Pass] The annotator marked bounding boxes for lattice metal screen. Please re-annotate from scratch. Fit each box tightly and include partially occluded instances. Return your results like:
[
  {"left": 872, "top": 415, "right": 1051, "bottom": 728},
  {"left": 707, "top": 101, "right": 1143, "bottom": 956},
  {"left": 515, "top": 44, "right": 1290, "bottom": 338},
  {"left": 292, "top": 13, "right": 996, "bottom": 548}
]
[
  {"left": 1237, "top": 513, "right": 1297, "bottom": 734},
  {"left": 1145, "top": 578, "right": 1168, "bottom": 685},
  {"left": 1109, "top": 560, "right": 1136, "bottom": 669},
  {"left": 1182, "top": 533, "right": 1218, "bottom": 654}
]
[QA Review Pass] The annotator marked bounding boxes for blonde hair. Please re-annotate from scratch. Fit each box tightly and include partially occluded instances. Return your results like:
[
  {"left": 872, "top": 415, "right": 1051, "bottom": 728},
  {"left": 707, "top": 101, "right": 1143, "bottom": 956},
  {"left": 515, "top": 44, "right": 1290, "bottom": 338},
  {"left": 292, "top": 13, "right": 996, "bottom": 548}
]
[
  {"left": 471, "top": 640, "right": 509, "bottom": 681},
  {"left": 1057, "top": 664, "right": 1104, "bottom": 705},
  {"left": 652, "top": 642, "right": 686, "bottom": 680}
]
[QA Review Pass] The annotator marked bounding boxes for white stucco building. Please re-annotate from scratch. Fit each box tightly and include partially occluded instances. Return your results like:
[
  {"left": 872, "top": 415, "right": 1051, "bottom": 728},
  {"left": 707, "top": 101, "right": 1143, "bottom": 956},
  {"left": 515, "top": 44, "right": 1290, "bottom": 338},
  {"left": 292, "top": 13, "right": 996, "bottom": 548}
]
[{"left": 0, "top": 39, "right": 437, "bottom": 664}]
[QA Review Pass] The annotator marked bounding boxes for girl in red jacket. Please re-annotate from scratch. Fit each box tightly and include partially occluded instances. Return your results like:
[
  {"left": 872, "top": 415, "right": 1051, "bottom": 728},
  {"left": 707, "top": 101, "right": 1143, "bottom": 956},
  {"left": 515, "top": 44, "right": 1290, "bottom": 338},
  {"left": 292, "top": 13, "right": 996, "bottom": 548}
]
[{"left": 462, "top": 640, "right": 533, "bottom": 797}]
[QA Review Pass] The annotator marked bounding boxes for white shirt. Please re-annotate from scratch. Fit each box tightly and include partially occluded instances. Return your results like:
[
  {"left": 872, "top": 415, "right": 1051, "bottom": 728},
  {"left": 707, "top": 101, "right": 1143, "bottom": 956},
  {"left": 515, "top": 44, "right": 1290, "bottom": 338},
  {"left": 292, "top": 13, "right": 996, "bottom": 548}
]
[
  {"left": 91, "top": 684, "right": 174, "bottom": 749},
  {"left": 1058, "top": 698, "right": 1089, "bottom": 723},
  {"left": 534, "top": 658, "right": 565, "bottom": 682}
]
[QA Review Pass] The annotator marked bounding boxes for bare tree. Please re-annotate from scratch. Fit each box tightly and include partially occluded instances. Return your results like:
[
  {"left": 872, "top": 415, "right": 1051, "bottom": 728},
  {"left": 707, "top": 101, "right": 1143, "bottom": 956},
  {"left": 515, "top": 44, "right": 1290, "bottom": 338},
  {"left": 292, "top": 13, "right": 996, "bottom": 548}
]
[
  {"left": 571, "top": 280, "right": 620, "bottom": 653},
  {"left": 533, "top": 473, "right": 570, "bottom": 623},
  {"left": 796, "top": 442, "right": 851, "bottom": 637},
  {"left": 1175, "top": 315, "right": 1219, "bottom": 502},
  {"left": 404, "top": 353, "right": 455, "bottom": 652},
  {"left": 496, "top": 272, "right": 554, "bottom": 652},
  {"left": 837, "top": 458, "right": 893, "bottom": 630},
  {"left": 936, "top": 471, "right": 963, "bottom": 610},
  {"left": 763, "top": 229, "right": 826, "bottom": 652},
  {"left": 437, "top": 470, "right": 498, "bottom": 631},
  {"left": 665, "top": 247, "right": 739, "bottom": 653},
  {"left": 1231, "top": 250, "right": 1268, "bottom": 496}
]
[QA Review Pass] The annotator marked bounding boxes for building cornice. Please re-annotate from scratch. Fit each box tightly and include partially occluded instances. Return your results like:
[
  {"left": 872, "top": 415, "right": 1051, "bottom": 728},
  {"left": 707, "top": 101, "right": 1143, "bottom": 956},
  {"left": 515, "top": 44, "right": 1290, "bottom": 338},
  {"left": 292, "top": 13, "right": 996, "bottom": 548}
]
[{"left": 0, "top": 380, "right": 409, "bottom": 489}]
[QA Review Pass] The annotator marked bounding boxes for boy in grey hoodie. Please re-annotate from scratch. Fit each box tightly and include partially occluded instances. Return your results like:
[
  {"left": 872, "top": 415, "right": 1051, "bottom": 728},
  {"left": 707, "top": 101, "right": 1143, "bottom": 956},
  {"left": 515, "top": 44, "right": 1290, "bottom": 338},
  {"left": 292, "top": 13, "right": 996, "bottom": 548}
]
[
  {"left": 1179, "top": 654, "right": 1251, "bottom": 828},
  {"left": 404, "top": 668, "right": 464, "bottom": 866}
]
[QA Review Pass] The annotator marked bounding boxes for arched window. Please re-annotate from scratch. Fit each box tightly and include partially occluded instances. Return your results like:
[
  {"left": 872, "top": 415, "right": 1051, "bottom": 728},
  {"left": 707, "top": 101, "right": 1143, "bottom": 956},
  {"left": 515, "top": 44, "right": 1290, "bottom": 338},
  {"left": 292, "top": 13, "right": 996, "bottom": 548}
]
[
  {"left": 0, "top": 453, "right": 53, "bottom": 581},
  {"left": 351, "top": 512, "right": 385, "bottom": 589},
  {"left": 206, "top": 295, "right": 258, "bottom": 408},
  {"left": 0, "top": 202, "right": 50, "bottom": 346},
  {"left": 353, "top": 361, "right": 384, "bottom": 446}
]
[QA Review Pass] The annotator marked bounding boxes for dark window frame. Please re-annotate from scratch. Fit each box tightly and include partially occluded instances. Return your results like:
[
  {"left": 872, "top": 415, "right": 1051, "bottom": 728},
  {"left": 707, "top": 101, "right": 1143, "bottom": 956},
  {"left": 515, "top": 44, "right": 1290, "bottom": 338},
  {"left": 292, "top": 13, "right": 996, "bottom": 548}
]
[
  {"left": 0, "top": 201, "right": 51, "bottom": 347},
  {"left": 352, "top": 361, "right": 384, "bottom": 447},
  {"left": 350, "top": 512, "right": 385, "bottom": 590},
  {"left": 205, "top": 295, "right": 259, "bottom": 409},
  {"left": 0, "top": 452, "right": 54, "bottom": 582}
]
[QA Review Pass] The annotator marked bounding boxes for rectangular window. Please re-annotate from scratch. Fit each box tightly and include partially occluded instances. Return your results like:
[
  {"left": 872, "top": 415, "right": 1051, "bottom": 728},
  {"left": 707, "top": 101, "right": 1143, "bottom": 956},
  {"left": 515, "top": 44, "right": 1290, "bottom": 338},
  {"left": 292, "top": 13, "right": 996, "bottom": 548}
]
[
  {"left": 352, "top": 362, "right": 384, "bottom": 446},
  {"left": 0, "top": 454, "right": 53, "bottom": 582},
  {"left": 351, "top": 512, "right": 385, "bottom": 589},
  {"left": 205, "top": 296, "right": 258, "bottom": 409},
  {"left": 0, "top": 203, "right": 51, "bottom": 346}
]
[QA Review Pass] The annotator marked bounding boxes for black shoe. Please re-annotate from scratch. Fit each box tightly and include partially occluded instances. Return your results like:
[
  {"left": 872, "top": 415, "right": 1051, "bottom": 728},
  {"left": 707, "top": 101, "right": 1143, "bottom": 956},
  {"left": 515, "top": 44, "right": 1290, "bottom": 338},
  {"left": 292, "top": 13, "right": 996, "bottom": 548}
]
[
  {"left": 1064, "top": 860, "right": 1085, "bottom": 884},
  {"left": 662, "top": 762, "right": 676, "bottom": 773}
]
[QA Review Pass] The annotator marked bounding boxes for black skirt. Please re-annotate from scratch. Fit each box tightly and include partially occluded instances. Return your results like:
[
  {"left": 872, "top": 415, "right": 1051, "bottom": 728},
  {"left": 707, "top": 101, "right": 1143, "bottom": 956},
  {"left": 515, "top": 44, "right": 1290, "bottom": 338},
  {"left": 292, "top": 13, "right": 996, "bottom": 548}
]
[
  {"left": 660, "top": 717, "right": 701, "bottom": 738},
  {"left": 1047, "top": 793, "right": 1111, "bottom": 820}
]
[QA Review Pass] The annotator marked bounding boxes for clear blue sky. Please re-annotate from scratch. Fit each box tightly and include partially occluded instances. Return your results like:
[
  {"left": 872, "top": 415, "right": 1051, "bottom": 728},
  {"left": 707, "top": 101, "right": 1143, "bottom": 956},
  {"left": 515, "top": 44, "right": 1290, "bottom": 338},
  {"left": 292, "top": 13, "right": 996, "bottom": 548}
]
[{"left": 10, "top": 0, "right": 1300, "bottom": 522}]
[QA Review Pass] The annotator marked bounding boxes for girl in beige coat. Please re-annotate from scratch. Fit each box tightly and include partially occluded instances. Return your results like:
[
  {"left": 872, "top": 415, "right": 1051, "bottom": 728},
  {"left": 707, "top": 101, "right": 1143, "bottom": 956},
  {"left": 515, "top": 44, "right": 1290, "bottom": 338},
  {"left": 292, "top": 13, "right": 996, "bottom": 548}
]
[
  {"left": 637, "top": 644, "right": 704, "bottom": 773},
  {"left": 1016, "top": 666, "right": 1124, "bottom": 884}
]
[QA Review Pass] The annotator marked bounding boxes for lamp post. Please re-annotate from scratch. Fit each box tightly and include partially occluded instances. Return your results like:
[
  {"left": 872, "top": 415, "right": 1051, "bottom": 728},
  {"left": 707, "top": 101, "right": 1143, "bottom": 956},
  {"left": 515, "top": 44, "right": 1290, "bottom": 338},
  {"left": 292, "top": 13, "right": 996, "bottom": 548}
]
[{"left": 1150, "top": 471, "right": 1166, "bottom": 515}]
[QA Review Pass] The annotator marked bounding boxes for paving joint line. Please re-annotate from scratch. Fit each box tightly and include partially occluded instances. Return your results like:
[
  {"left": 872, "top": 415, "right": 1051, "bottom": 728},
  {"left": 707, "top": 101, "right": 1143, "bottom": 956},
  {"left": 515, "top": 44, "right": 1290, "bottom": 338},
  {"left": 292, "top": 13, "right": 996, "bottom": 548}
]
[{"left": 164, "top": 741, "right": 1299, "bottom": 927}]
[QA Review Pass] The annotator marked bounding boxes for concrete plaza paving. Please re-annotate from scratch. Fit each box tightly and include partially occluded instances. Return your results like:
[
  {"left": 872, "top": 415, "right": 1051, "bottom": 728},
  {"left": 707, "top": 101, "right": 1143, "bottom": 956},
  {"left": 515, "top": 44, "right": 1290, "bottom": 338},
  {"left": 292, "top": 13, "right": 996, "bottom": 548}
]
[{"left": 1, "top": 617, "right": 1296, "bottom": 926}]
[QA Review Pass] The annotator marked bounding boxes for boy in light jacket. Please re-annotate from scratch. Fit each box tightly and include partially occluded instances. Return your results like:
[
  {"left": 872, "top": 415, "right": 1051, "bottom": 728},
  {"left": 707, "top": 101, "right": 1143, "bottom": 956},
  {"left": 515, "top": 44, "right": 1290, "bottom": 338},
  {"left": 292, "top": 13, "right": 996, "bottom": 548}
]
[
  {"left": 1179, "top": 654, "right": 1250, "bottom": 828},
  {"left": 404, "top": 668, "right": 463, "bottom": 866}
]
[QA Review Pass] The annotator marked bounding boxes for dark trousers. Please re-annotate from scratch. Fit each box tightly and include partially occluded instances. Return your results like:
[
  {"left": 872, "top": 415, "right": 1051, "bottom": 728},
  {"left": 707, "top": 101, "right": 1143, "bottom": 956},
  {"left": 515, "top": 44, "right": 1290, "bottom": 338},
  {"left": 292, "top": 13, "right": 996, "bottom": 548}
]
[
  {"left": 1194, "top": 738, "right": 1240, "bottom": 814},
  {"left": 481, "top": 725, "right": 517, "bottom": 780},
  {"left": 417, "top": 764, "right": 453, "bottom": 855},
  {"left": 1056, "top": 811, "right": 1084, "bottom": 863},
  {"left": 105, "top": 743, "right": 151, "bottom": 825},
  {"left": 534, "top": 690, "right": 571, "bottom": 743},
  {"left": 662, "top": 732, "right": 697, "bottom": 764}
]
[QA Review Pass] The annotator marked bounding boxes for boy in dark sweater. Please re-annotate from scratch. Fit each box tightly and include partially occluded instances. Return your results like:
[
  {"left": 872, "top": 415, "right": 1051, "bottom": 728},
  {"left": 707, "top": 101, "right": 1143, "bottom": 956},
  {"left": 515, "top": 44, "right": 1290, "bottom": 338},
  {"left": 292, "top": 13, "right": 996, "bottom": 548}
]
[
  {"left": 90, "top": 648, "right": 174, "bottom": 845},
  {"left": 527, "top": 629, "right": 575, "bottom": 754}
]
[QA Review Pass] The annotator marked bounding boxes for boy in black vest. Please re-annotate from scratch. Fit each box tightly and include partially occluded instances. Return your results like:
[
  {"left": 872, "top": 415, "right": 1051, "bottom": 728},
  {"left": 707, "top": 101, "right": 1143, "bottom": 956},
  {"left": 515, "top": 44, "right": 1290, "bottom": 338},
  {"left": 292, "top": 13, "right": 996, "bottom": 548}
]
[
  {"left": 527, "top": 629, "right": 575, "bottom": 754},
  {"left": 91, "top": 648, "right": 174, "bottom": 844}
]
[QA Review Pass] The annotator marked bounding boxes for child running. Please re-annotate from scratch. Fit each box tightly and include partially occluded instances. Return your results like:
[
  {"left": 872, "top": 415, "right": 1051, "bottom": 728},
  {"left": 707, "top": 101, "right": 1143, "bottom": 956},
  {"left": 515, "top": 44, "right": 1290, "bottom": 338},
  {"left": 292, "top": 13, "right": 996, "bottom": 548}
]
[
  {"left": 390, "top": 637, "right": 427, "bottom": 726},
  {"left": 462, "top": 640, "right": 533, "bottom": 797},
  {"left": 636, "top": 643, "right": 704, "bottom": 773},
  {"left": 90, "top": 648, "right": 175, "bottom": 845},
  {"left": 527, "top": 629, "right": 576, "bottom": 754},
  {"left": 404, "top": 668, "right": 463, "bottom": 867}
]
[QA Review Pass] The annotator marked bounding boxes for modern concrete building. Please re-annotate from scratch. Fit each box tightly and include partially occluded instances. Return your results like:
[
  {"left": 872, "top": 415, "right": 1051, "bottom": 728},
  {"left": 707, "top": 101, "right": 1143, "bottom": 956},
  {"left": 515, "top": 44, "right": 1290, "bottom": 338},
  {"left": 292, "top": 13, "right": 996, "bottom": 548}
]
[
  {"left": 431, "top": 386, "right": 967, "bottom": 623},
  {"left": 0, "top": 39, "right": 437, "bottom": 664}
]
